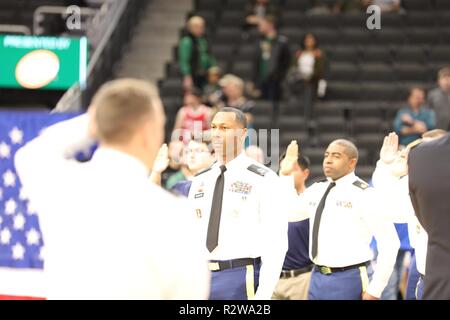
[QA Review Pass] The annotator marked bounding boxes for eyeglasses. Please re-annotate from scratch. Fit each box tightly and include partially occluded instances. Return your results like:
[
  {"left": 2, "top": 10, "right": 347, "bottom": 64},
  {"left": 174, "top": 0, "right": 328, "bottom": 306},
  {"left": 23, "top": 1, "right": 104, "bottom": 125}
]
[{"left": 185, "top": 149, "right": 210, "bottom": 154}]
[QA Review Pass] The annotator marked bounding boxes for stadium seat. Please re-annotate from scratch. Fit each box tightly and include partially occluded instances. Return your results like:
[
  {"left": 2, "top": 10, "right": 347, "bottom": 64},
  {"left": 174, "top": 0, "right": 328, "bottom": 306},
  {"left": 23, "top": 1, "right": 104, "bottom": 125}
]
[
  {"left": 284, "top": 0, "right": 312, "bottom": 11},
  {"left": 352, "top": 117, "right": 383, "bottom": 135},
  {"left": 230, "top": 60, "right": 253, "bottom": 80},
  {"left": 279, "top": 116, "right": 306, "bottom": 131},
  {"left": 393, "top": 45, "right": 428, "bottom": 64},
  {"left": 359, "top": 63, "right": 396, "bottom": 82},
  {"left": 361, "top": 46, "right": 393, "bottom": 64},
  {"left": 325, "top": 46, "right": 359, "bottom": 63},
  {"left": 429, "top": 46, "right": 450, "bottom": 65},
  {"left": 393, "top": 63, "right": 430, "bottom": 82},
  {"left": 327, "top": 63, "right": 359, "bottom": 81},
  {"left": 316, "top": 116, "right": 347, "bottom": 133},
  {"left": 402, "top": 0, "right": 433, "bottom": 11}
]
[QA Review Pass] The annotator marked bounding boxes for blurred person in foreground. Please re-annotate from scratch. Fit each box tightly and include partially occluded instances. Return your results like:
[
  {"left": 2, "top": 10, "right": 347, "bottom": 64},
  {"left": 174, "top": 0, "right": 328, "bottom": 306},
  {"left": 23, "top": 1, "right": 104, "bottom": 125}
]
[
  {"left": 372, "top": 130, "right": 447, "bottom": 299},
  {"left": 15, "top": 79, "right": 209, "bottom": 299},
  {"left": 408, "top": 129, "right": 450, "bottom": 299}
]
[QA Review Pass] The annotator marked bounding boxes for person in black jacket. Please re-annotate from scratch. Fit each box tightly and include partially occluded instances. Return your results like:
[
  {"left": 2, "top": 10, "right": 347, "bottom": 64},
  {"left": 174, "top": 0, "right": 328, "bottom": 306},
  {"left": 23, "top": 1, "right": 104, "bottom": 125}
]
[
  {"left": 408, "top": 132, "right": 450, "bottom": 300},
  {"left": 252, "top": 15, "right": 291, "bottom": 125}
]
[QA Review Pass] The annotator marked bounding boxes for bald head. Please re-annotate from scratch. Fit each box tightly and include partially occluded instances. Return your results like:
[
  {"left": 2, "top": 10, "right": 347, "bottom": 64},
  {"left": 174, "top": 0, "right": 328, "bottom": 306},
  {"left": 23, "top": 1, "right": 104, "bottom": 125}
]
[
  {"left": 422, "top": 129, "right": 447, "bottom": 140},
  {"left": 330, "top": 139, "right": 359, "bottom": 161}
]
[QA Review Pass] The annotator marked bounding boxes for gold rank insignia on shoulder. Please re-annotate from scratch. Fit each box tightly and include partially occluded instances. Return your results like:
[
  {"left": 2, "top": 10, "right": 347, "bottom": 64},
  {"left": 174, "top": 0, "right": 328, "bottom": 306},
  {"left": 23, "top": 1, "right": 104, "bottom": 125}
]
[
  {"left": 353, "top": 180, "right": 369, "bottom": 190},
  {"left": 406, "top": 138, "right": 423, "bottom": 151}
]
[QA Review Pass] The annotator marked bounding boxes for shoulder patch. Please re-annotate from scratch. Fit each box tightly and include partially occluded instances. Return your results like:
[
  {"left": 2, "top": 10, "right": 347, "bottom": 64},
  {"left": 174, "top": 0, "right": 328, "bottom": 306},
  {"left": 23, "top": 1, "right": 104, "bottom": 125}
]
[
  {"left": 353, "top": 180, "right": 369, "bottom": 190},
  {"left": 247, "top": 164, "right": 269, "bottom": 177}
]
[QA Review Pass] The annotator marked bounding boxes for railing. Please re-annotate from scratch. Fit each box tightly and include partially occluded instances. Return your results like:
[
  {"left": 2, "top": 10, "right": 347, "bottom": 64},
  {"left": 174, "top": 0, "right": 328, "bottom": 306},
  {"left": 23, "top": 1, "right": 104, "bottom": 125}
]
[
  {"left": 53, "top": 0, "right": 128, "bottom": 112},
  {"left": 55, "top": 0, "right": 148, "bottom": 112}
]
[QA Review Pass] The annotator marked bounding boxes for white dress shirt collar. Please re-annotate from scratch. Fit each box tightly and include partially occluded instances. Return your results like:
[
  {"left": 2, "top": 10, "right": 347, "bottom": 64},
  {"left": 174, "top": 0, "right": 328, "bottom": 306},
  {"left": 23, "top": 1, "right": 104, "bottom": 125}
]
[
  {"left": 92, "top": 147, "right": 149, "bottom": 178},
  {"left": 327, "top": 171, "right": 356, "bottom": 186},
  {"left": 215, "top": 151, "right": 247, "bottom": 171}
]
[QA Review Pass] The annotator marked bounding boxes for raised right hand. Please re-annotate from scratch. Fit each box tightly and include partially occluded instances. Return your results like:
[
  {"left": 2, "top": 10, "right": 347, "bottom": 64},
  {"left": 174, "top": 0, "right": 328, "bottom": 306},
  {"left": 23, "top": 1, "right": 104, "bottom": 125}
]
[
  {"left": 379, "top": 132, "right": 399, "bottom": 165},
  {"left": 152, "top": 143, "right": 170, "bottom": 174},
  {"left": 280, "top": 140, "right": 299, "bottom": 176}
]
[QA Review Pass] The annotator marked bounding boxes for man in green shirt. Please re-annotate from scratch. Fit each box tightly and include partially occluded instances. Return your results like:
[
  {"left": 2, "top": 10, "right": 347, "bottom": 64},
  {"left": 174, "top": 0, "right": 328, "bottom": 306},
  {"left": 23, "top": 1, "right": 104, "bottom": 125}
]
[{"left": 178, "top": 16, "right": 216, "bottom": 91}]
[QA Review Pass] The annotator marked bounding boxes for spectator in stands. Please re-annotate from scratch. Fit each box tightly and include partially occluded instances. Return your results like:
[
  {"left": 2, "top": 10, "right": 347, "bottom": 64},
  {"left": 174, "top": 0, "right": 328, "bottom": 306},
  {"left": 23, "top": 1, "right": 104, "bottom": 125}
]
[
  {"left": 173, "top": 88, "right": 212, "bottom": 143},
  {"left": 306, "top": 0, "right": 334, "bottom": 15},
  {"left": 150, "top": 138, "right": 216, "bottom": 195},
  {"left": 289, "top": 32, "right": 326, "bottom": 120},
  {"left": 369, "top": 0, "right": 403, "bottom": 13},
  {"left": 179, "top": 16, "right": 216, "bottom": 91},
  {"left": 252, "top": 15, "right": 291, "bottom": 124},
  {"left": 203, "top": 66, "right": 222, "bottom": 107},
  {"left": 394, "top": 87, "right": 436, "bottom": 146},
  {"left": 245, "top": 145, "right": 265, "bottom": 164},
  {"left": 244, "top": 0, "right": 279, "bottom": 31},
  {"left": 216, "top": 74, "right": 255, "bottom": 127},
  {"left": 427, "top": 67, "right": 450, "bottom": 131},
  {"left": 160, "top": 140, "right": 184, "bottom": 187},
  {"left": 334, "top": 0, "right": 370, "bottom": 13}
]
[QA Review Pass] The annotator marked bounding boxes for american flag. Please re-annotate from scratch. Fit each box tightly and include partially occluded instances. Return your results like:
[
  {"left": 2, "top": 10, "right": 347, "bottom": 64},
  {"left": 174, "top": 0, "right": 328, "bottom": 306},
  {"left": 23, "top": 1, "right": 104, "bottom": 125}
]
[{"left": 0, "top": 111, "right": 83, "bottom": 299}]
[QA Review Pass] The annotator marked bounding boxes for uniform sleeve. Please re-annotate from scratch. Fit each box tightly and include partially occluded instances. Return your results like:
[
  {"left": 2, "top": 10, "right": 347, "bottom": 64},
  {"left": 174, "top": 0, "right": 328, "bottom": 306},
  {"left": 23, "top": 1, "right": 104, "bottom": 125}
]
[
  {"left": 279, "top": 175, "right": 310, "bottom": 222},
  {"left": 360, "top": 188, "right": 400, "bottom": 298},
  {"left": 372, "top": 161, "right": 415, "bottom": 223},
  {"left": 14, "top": 114, "right": 94, "bottom": 216},
  {"left": 178, "top": 37, "right": 193, "bottom": 76},
  {"left": 254, "top": 174, "right": 289, "bottom": 299}
]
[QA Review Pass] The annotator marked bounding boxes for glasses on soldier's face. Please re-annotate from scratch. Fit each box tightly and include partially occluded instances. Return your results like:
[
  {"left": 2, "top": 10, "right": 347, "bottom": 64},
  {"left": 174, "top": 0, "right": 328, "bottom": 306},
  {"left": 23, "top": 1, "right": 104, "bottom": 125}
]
[{"left": 185, "top": 148, "right": 210, "bottom": 155}]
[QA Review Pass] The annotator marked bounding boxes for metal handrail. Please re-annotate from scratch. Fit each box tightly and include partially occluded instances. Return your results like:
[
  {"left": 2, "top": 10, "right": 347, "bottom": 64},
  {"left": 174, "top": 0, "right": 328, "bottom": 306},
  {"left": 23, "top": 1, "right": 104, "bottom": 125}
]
[
  {"left": 86, "top": 0, "right": 127, "bottom": 79},
  {"left": 53, "top": 0, "right": 128, "bottom": 112},
  {"left": 0, "top": 24, "right": 31, "bottom": 35}
]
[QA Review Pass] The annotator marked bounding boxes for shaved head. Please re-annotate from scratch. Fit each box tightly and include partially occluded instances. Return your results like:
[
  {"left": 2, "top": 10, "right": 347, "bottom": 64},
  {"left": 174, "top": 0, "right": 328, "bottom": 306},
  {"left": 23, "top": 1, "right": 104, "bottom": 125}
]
[
  {"left": 323, "top": 139, "right": 359, "bottom": 180},
  {"left": 330, "top": 139, "right": 359, "bottom": 161}
]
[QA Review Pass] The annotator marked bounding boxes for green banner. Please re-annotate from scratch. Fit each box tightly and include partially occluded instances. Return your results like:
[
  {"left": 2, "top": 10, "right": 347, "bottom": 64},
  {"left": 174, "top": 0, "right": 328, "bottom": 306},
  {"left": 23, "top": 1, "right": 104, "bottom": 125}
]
[{"left": 0, "top": 35, "right": 87, "bottom": 90}]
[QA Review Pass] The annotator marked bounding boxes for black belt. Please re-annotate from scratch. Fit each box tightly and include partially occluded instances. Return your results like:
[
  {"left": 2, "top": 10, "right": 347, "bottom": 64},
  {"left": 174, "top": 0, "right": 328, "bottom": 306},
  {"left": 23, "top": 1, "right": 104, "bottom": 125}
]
[
  {"left": 208, "top": 257, "right": 261, "bottom": 272},
  {"left": 315, "top": 261, "right": 370, "bottom": 275},
  {"left": 280, "top": 265, "right": 313, "bottom": 278}
]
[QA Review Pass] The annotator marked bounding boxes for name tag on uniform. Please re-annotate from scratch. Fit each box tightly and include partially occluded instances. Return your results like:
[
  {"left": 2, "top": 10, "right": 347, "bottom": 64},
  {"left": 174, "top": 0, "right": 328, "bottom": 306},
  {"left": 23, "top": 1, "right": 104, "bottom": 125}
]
[
  {"left": 336, "top": 200, "right": 352, "bottom": 209},
  {"left": 194, "top": 192, "right": 204, "bottom": 199}
]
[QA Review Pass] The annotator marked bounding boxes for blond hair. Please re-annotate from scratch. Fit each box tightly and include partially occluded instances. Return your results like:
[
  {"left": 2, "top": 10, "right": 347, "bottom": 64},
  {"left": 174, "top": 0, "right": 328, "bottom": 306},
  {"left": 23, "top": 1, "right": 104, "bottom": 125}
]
[
  {"left": 91, "top": 78, "right": 160, "bottom": 144},
  {"left": 219, "top": 74, "right": 244, "bottom": 91},
  {"left": 187, "top": 16, "right": 205, "bottom": 30}
]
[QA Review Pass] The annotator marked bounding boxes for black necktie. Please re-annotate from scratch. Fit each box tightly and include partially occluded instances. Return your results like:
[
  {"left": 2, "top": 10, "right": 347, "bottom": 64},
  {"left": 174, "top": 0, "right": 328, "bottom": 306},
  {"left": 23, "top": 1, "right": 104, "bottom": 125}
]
[
  {"left": 311, "top": 182, "right": 336, "bottom": 260},
  {"left": 206, "top": 165, "right": 227, "bottom": 252}
]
